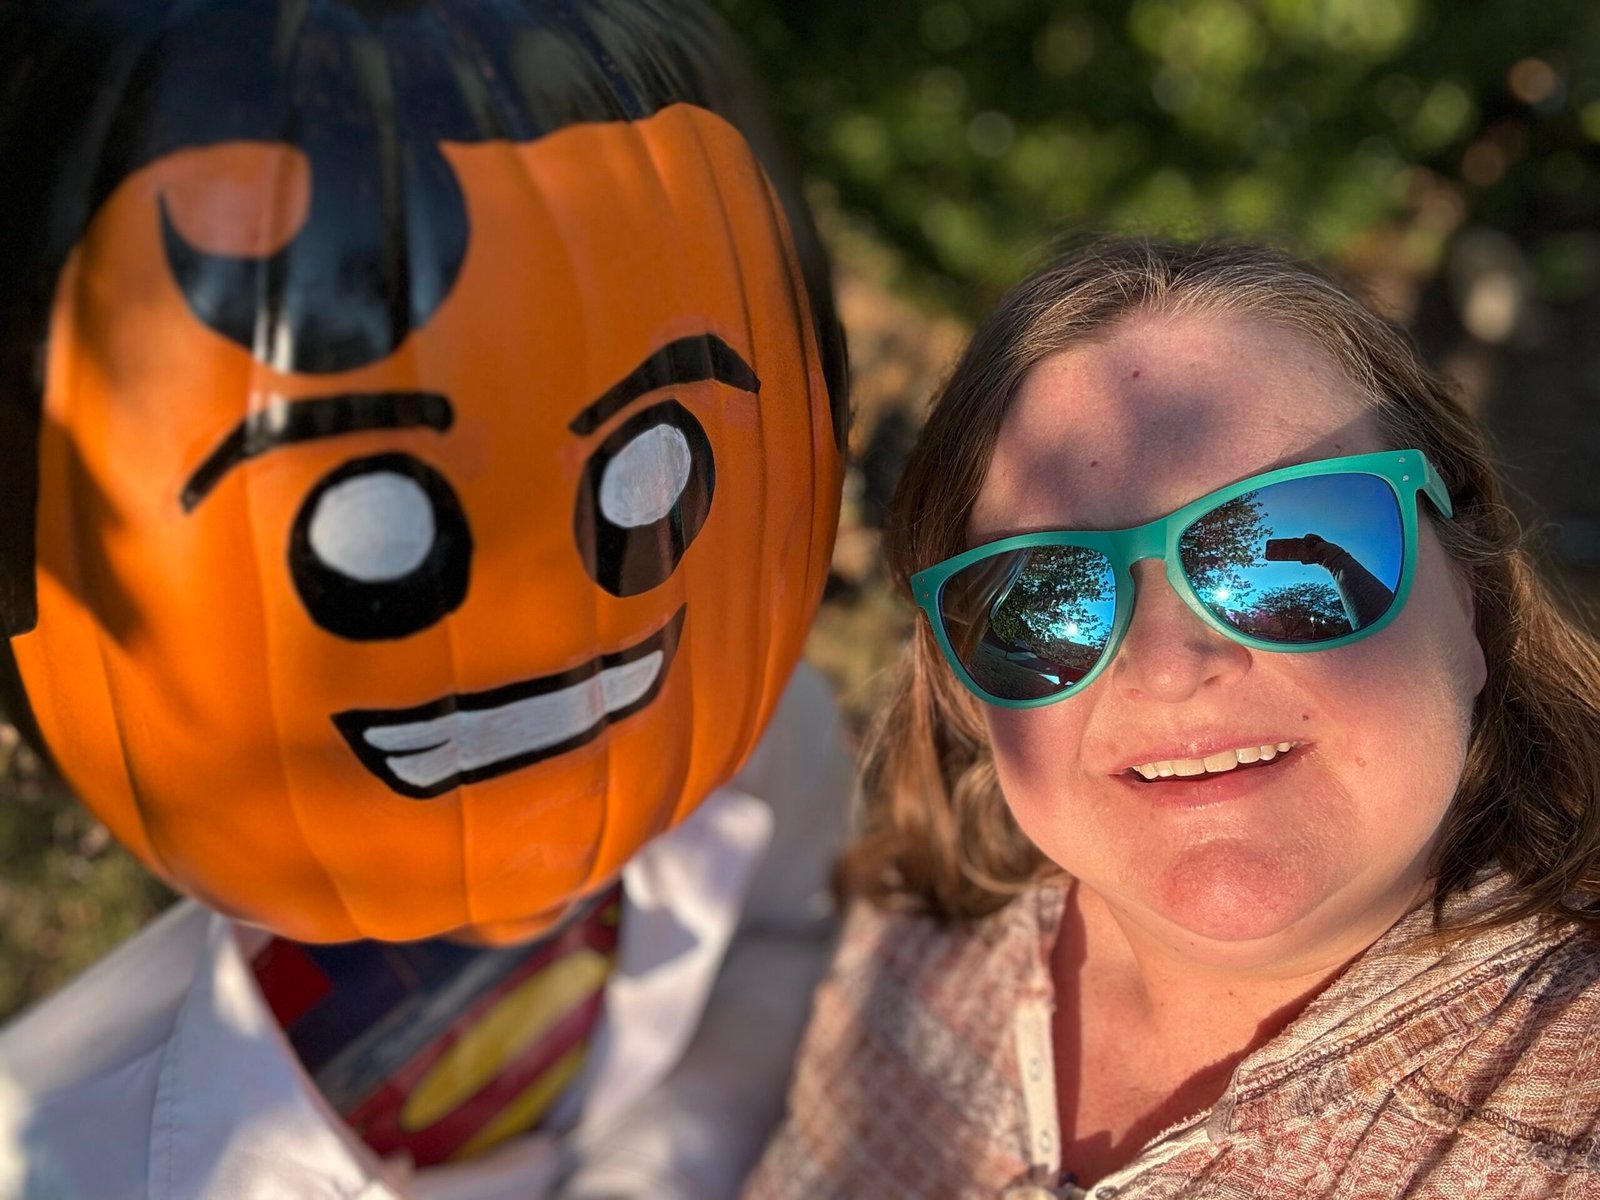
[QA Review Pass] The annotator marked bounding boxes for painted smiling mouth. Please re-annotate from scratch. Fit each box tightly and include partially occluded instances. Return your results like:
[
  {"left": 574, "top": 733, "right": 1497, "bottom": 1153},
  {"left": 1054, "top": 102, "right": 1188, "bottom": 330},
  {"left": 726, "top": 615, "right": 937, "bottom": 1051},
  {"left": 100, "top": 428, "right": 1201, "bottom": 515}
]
[{"left": 333, "top": 607, "right": 687, "bottom": 800}]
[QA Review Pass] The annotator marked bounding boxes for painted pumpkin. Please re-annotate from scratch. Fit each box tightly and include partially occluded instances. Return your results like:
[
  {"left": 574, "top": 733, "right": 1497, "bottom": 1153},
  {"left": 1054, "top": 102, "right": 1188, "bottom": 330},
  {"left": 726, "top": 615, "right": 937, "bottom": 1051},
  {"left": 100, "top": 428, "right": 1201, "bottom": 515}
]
[{"left": 0, "top": 0, "right": 846, "bottom": 942}]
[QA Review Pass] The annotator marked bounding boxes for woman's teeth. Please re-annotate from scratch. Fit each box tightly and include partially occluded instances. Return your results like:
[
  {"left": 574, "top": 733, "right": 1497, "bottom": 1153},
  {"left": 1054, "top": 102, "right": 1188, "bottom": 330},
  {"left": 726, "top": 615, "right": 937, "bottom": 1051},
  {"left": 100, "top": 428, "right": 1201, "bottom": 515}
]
[{"left": 1131, "top": 742, "right": 1299, "bottom": 781}]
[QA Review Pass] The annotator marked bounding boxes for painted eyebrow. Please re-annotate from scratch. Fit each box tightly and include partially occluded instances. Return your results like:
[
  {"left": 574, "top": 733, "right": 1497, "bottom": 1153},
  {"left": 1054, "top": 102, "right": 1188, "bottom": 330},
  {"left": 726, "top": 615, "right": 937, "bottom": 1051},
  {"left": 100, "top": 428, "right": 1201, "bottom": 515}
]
[
  {"left": 182, "top": 391, "right": 453, "bottom": 512},
  {"left": 568, "top": 334, "right": 760, "bottom": 437}
]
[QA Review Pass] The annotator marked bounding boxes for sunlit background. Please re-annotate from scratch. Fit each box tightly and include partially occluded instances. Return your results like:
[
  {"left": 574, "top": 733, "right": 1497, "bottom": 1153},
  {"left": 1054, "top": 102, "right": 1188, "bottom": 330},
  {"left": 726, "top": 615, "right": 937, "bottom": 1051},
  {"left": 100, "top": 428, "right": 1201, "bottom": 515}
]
[{"left": 4, "top": 0, "right": 1600, "bottom": 1019}]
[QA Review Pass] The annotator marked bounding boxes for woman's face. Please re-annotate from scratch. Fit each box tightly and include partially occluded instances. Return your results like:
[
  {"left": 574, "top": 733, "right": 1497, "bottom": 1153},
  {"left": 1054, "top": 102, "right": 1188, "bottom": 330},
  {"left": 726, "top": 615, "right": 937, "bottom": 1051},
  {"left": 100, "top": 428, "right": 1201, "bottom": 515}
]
[{"left": 971, "top": 309, "right": 1486, "bottom": 973}]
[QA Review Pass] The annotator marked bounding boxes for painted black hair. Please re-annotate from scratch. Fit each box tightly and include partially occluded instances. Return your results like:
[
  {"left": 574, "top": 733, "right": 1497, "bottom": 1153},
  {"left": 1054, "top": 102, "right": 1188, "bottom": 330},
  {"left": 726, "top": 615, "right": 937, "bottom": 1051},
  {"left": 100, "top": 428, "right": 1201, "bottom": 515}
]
[{"left": 0, "top": 0, "right": 847, "bottom": 651}]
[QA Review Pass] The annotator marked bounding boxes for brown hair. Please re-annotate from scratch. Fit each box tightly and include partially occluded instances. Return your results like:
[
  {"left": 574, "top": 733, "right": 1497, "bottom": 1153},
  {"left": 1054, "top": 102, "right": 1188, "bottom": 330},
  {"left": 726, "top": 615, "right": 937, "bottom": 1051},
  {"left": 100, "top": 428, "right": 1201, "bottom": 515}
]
[{"left": 842, "top": 236, "right": 1600, "bottom": 936}]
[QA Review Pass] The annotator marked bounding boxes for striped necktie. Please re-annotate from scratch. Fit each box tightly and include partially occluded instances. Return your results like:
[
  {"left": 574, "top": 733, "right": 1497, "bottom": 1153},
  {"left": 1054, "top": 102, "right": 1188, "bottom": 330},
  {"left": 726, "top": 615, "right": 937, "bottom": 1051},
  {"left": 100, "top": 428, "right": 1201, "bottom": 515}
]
[{"left": 254, "top": 883, "right": 623, "bottom": 1166}]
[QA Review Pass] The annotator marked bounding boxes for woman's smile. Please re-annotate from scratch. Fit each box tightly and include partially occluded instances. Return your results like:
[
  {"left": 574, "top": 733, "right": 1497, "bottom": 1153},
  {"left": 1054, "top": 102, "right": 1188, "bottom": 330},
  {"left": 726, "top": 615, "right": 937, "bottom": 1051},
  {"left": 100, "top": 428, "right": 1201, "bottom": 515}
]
[
  {"left": 1118, "top": 738, "right": 1302, "bottom": 780},
  {"left": 1111, "top": 741, "right": 1309, "bottom": 811}
]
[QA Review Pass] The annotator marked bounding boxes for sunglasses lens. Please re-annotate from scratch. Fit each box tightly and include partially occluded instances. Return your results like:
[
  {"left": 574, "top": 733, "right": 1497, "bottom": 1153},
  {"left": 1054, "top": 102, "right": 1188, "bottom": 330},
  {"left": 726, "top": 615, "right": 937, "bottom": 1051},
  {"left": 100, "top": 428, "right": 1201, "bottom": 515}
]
[
  {"left": 939, "top": 545, "right": 1118, "bottom": 701},
  {"left": 1177, "top": 473, "right": 1403, "bottom": 644}
]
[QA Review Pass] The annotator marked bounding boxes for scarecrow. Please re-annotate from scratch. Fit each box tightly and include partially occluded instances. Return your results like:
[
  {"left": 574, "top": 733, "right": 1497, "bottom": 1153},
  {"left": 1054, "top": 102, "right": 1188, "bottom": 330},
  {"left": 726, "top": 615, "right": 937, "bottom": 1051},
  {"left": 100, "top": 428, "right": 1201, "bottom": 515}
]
[{"left": 0, "top": 1, "right": 849, "bottom": 1194}]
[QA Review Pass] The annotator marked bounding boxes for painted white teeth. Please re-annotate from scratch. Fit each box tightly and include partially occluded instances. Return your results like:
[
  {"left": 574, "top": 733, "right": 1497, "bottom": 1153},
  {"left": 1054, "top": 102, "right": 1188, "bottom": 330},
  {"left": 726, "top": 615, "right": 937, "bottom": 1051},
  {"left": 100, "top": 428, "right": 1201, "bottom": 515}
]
[
  {"left": 363, "top": 652, "right": 665, "bottom": 790},
  {"left": 1131, "top": 741, "right": 1300, "bottom": 780}
]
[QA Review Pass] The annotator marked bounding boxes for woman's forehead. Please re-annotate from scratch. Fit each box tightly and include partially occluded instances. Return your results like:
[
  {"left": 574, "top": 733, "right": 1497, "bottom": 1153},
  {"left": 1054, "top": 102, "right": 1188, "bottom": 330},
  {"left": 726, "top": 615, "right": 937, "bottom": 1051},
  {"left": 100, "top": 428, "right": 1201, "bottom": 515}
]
[{"left": 969, "top": 309, "right": 1379, "bottom": 541}]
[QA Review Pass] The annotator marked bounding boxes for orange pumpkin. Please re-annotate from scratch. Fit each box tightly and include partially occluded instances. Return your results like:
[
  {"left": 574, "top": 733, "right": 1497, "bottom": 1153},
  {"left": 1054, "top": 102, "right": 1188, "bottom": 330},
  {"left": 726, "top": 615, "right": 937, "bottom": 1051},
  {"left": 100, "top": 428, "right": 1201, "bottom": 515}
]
[{"left": 0, "top": 0, "right": 845, "bottom": 943}]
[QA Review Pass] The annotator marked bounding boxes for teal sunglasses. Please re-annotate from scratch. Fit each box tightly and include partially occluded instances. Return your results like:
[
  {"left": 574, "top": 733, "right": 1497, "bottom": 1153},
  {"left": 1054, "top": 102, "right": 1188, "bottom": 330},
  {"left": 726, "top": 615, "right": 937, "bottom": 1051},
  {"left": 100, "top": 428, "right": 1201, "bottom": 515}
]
[{"left": 911, "top": 449, "right": 1451, "bottom": 709}]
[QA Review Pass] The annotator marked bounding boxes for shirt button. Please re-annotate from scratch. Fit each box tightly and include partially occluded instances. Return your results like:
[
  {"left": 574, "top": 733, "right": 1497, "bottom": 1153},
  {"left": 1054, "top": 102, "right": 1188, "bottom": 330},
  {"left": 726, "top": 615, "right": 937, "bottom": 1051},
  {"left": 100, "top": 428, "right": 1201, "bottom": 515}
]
[{"left": 1096, "top": 1188, "right": 1119, "bottom": 1199}]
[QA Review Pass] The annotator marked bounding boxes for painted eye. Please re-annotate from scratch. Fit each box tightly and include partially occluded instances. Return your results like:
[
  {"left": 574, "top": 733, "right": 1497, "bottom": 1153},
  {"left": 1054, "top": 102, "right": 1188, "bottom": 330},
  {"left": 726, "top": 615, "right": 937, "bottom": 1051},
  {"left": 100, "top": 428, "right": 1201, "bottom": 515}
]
[
  {"left": 598, "top": 424, "right": 693, "bottom": 528},
  {"left": 307, "top": 471, "right": 436, "bottom": 581},
  {"left": 574, "top": 401, "right": 714, "bottom": 597},
  {"left": 290, "top": 453, "right": 472, "bottom": 641}
]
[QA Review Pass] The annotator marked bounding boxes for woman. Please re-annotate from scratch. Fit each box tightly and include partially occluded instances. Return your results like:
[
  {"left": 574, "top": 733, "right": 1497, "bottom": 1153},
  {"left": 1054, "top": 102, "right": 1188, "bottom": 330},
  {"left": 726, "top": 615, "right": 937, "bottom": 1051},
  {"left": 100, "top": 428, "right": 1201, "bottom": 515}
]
[{"left": 746, "top": 238, "right": 1600, "bottom": 1199}]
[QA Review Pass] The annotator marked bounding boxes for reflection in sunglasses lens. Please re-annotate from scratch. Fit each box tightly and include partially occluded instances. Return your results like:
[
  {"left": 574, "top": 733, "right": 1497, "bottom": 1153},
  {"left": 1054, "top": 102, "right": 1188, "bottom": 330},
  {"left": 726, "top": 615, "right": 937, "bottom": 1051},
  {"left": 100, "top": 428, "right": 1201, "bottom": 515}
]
[
  {"left": 1177, "top": 474, "right": 1403, "bottom": 644},
  {"left": 941, "top": 546, "right": 1117, "bottom": 700}
]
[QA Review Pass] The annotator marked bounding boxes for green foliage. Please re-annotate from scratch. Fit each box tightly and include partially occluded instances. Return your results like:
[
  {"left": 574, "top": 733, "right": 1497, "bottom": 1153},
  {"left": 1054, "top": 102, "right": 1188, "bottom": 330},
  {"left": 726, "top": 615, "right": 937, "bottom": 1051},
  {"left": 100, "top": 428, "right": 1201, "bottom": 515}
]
[
  {"left": 716, "top": 0, "right": 1600, "bottom": 315},
  {"left": 1177, "top": 493, "right": 1270, "bottom": 598},
  {"left": 1253, "top": 580, "right": 1350, "bottom": 636},
  {"left": 983, "top": 547, "right": 1114, "bottom": 656}
]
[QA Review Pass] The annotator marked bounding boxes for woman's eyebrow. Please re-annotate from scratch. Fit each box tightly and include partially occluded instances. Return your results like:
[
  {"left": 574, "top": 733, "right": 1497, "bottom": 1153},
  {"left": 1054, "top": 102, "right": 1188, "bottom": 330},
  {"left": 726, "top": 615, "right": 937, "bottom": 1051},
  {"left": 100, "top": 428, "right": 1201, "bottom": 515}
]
[
  {"left": 181, "top": 391, "right": 453, "bottom": 512},
  {"left": 568, "top": 333, "right": 760, "bottom": 437}
]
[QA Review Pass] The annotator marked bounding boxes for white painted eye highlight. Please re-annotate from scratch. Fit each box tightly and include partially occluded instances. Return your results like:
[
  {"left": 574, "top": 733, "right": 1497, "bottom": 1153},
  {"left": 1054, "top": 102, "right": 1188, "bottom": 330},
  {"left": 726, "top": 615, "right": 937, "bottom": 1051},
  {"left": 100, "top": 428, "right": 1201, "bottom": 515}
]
[
  {"left": 598, "top": 424, "right": 693, "bottom": 528},
  {"left": 307, "top": 470, "right": 436, "bottom": 582}
]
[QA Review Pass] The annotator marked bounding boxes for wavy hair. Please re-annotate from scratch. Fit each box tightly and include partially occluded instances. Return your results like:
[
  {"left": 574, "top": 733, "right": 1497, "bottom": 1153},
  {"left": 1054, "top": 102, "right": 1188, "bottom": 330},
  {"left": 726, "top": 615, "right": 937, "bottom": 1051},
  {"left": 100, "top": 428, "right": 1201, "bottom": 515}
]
[{"left": 841, "top": 236, "right": 1600, "bottom": 937}]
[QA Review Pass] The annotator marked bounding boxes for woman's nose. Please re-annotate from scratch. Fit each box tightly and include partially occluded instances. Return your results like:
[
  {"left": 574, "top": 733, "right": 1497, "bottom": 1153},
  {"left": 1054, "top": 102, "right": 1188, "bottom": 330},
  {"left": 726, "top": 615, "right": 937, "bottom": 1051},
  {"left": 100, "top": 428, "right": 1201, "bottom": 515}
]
[{"left": 1109, "top": 559, "right": 1251, "bottom": 703}]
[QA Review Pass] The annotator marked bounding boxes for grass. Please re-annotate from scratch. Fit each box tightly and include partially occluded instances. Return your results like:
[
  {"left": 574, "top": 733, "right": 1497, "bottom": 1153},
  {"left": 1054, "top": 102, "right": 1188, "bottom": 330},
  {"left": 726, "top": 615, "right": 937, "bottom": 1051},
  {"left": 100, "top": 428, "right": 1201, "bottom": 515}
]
[{"left": 0, "top": 731, "right": 175, "bottom": 1021}]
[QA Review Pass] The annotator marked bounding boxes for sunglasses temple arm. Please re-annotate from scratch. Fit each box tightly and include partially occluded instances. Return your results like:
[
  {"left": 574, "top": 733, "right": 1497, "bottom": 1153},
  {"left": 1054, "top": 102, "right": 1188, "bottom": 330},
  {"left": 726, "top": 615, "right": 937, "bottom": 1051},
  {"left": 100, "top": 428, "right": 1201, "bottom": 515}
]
[{"left": 1419, "top": 458, "right": 1454, "bottom": 519}]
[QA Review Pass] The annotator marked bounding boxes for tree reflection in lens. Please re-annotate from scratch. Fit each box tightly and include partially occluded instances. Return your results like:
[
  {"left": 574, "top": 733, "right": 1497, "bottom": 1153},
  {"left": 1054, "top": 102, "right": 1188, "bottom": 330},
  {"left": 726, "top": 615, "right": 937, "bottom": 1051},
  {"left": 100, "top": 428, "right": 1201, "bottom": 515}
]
[
  {"left": 1176, "top": 494, "right": 1269, "bottom": 601},
  {"left": 944, "top": 547, "right": 1114, "bottom": 698}
]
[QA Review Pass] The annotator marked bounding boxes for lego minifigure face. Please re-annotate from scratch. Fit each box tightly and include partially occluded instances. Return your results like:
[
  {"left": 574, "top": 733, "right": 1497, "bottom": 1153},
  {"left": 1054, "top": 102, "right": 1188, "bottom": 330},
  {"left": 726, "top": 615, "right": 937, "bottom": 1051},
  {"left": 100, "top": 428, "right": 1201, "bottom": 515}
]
[{"left": 14, "top": 105, "right": 841, "bottom": 941}]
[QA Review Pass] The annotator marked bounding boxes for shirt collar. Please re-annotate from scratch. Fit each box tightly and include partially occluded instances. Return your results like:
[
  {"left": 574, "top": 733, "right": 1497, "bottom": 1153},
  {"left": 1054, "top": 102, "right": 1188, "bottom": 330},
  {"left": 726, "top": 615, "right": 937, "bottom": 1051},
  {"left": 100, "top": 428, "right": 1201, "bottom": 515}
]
[
  {"left": 153, "top": 911, "right": 407, "bottom": 1199},
  {"left": 553, "top": 785, "right": 774, "bottom": 1134}
]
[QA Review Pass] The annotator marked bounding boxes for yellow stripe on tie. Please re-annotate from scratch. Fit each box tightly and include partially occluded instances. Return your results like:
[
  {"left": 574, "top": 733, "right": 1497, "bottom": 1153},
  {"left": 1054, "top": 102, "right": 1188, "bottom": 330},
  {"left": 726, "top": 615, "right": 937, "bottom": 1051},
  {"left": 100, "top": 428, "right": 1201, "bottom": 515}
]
[
  {"left": 449, "top": 1043, "right": 589, "bottom": 1161},
  {"left": 400, "top": 947, "right": 610, "bottom": 1132}
]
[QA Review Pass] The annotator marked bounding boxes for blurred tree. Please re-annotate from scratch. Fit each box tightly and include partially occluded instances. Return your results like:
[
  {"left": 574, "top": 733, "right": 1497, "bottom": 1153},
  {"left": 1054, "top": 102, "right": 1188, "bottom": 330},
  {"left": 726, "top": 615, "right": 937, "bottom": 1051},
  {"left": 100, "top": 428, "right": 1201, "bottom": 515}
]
[{"left": 716, "top": 0, "right": 1600, "bottom": 316}]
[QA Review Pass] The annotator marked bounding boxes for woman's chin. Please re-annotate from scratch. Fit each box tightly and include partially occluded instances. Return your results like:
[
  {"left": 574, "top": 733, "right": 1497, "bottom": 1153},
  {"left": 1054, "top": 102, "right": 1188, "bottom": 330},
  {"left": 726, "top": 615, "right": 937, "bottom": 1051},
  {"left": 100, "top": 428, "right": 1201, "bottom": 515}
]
[{"left": 1141, "top": 841, "right": 1344, "bottom": 948}]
